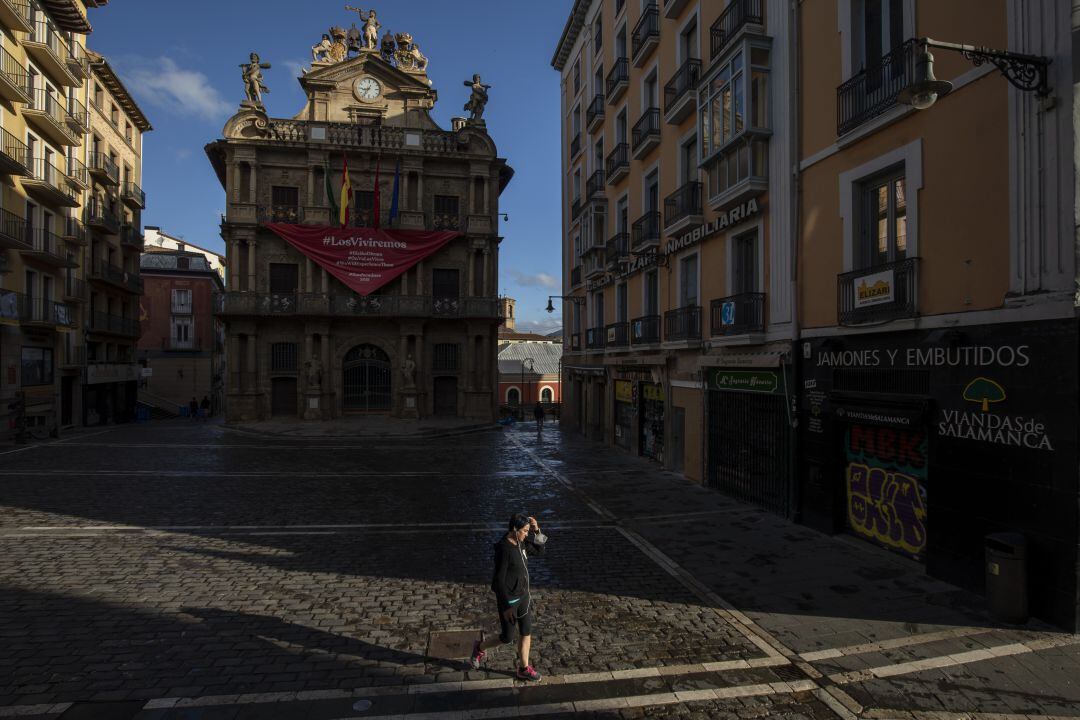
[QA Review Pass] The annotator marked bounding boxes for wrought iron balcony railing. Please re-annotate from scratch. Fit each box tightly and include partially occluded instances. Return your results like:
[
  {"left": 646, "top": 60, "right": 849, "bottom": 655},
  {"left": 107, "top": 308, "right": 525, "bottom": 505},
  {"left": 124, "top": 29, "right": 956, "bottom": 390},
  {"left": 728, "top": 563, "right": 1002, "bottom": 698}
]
[
  {"left": 631, "top": 3, "right": 660, "bottom": 62},
  {"left": 631, "top": 210, "right": 661, "bottom": 251},
  {"left": 586, "top": 93, "right": 605, "bottom": 129},
  {"left": 710, "top": 292, "right": 765, "bottom": 335},
  {"left": 631, "top": 314, "right": 661, "bottom": 345},
  {"left": 664, "top": 304, "right": 702, "bottom": 341},
  {"left": 65, "top": 95, "right": 88, "bottom": 131},
  {"left": 0, "top": 125, "right": 30, "bottom": 174},
  {"left": 63, "top": 277, "right": 86, "bottom": 300},
  {"left": 605, "top": 232, "right": 630, "bottom": 268},
  {"left": 605, "top": 321, "right": 629, "bottom": 348},
  {"left": 664, "top": 58, "right": 701, "bottom": 114},
  {"left": 85, "top": 198, "right": 120, "bottom": 234},
  {"left": 837, "top": 38, "right": 916, "bottom": 136},
  {"left": 586, "top": 326, "right": 606, "bottom": 350},
  {"left": 90, "top": 311, "right": 139, "bottom": 337},
  {"left": 605, "top": 142, "right": 630, "bottom": 181},
  {"left": 837, "top": 257, "right": 919, "bottom": 325},
  {"left": 0, "top": 0, "right": 32, "bottom": 33},
  {"left": 586, "top": 169, "right": 605, "bottom": 198},
  {"left": 22, "top": 225, "right": 72, "bottom": 265},
  {"left": 0, "top": 206, "right": 26, "bottom": 247},
  {"left": 664, "top": 181, "right": 703, "bottom": 229},
  {"left": 17, "top": 295, "right": 73, "bottom": 327},
  {"left": 122, "top": 181, "right": 146, "bottom": 208},
  {"left": 87, "top": 151, "right": 119, "bottom": 184},
  {"left": 710, "top": 0, "right": 764, "bottom": 60},
  {"left": 605, "top": 57, "right": 629, "bottom": 100},
  {"left": 66, "top": 155, "right": 88, "bottom": 187},
  {"left": 631, "top": 108, "right": 661, "bottom": 153},
  {"left": 570, "top": 265, "right": 583, "bottom": 287},
  {"left": 569, "top": 132, "right": 582, "bottom": 160},
  {"left": 120, "top": 225, "right": 144, "bottom": 251},
  {"left": 0, "top": 44, "right": 29, "bottom": 103}
]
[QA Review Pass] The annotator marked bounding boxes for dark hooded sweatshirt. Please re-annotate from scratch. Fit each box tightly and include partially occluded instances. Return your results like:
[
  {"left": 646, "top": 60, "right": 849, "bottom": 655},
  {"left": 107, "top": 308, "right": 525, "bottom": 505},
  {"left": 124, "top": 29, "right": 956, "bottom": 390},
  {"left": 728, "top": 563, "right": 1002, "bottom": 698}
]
[{"left": 490, "top": 531, "right": 547, "bottom": 611}]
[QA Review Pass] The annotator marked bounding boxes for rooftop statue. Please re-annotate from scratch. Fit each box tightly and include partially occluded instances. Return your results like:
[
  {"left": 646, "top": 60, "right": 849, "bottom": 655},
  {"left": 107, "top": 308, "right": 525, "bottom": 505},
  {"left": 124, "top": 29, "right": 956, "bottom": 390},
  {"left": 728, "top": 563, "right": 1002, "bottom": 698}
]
[
  {"left": 394, "top": 32, "right": 428, "bottom": 72},
  {"left": 380, "top": 31, "right": 396, "bottom": 62},
  {"left": 240, "top": 52, "right": 271, "bottom": 107},
  {"left": 347, "top": 23, "right": 362, "bottom": 55},
  {"left": 463, "top": 74, "right": 491, "bottom": 121},
  {"left": 312, "top": 34, "right": 333, "bottom": 63},
  {"left": 344, "top": 6, "right": 381, "bottom": 50}
]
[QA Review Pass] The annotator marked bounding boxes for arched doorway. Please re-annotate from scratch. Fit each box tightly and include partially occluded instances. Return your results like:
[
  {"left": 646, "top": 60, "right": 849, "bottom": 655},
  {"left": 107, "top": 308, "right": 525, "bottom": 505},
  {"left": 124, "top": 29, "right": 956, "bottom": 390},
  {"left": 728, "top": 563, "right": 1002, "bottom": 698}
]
[
  {"left": 506, "top": 387, "right": 520, "bottom": 406},
  {"left": 541, "top": 387, "right": 554, "bottom": 403},
  {"left": 343, "top": 344, "right": 392, "bottom": 412}
]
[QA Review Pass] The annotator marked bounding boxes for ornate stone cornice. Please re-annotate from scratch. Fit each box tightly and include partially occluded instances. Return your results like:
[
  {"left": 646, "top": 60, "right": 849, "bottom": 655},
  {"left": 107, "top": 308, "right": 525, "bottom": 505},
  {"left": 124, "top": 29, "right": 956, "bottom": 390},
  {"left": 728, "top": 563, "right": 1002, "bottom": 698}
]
[{"left": 551, "top": 0, "right": 592, "bottom": 71}]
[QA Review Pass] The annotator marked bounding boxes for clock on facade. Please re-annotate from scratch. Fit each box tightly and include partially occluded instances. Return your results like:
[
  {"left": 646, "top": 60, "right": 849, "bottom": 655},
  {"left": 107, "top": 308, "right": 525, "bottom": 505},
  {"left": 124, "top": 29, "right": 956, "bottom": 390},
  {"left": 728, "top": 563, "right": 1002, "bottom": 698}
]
[{"left": 354, "top": 77, "right": 382, "bottom": 102}]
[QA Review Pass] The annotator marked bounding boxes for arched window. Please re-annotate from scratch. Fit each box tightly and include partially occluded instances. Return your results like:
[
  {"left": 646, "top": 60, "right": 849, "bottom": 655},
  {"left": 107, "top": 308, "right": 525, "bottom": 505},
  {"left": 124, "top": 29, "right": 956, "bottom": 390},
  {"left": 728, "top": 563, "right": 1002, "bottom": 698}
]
[
  {"left": 541, "top": 387, "right": 554, "bottom": 403},
  {"left": 507, "top": 388, "right": 520, "bottom": 406}
]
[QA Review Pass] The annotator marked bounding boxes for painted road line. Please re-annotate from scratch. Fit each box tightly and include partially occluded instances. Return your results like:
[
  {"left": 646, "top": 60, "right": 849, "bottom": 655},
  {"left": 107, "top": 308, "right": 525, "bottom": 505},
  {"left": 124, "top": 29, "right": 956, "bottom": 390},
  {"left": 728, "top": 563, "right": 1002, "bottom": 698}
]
[
  {"left": 0, "top": 444, "right": 44, "bottom": 456},
  {"left": 0, "top": 702, "right": 72, "bottom": 717},
  {"left": 800, "top": 627, "right": 996, "bottom": 662},
  {"left": 828, "top": 636, "right": 1080, "bottom": 686}
]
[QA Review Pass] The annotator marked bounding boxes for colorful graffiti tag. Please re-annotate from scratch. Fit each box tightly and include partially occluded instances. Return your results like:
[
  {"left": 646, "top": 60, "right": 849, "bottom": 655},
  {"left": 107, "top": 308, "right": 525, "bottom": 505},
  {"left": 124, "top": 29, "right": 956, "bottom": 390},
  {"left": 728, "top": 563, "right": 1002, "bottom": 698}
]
[{"left": 845, "top": 424, "right": 928, "bottom": 560}]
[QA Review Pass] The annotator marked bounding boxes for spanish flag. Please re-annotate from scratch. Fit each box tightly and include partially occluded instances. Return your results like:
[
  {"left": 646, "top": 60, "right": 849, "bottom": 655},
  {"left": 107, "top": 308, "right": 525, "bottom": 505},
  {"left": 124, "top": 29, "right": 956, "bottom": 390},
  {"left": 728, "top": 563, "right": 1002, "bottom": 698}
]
[{"left": 339, "top": 152, "right": 351, "bottom": 227}]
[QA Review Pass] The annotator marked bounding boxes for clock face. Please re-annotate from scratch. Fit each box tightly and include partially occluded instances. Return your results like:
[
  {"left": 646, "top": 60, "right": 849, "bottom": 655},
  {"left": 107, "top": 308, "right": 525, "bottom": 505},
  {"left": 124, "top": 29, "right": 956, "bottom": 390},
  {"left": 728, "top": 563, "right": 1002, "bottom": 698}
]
[{"left": 355, "top": 77, "right": 381, "bottom": 101}]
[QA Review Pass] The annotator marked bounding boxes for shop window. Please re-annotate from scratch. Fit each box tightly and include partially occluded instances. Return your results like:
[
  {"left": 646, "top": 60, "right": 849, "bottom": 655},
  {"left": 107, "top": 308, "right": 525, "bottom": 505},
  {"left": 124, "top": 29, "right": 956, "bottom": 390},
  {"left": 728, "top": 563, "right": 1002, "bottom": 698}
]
[
  {"left": 21, "top": 347, "right": 53, "bottom": 387},
  {"left": 857, "top": 168, "right": 906, "bottom": 268}
]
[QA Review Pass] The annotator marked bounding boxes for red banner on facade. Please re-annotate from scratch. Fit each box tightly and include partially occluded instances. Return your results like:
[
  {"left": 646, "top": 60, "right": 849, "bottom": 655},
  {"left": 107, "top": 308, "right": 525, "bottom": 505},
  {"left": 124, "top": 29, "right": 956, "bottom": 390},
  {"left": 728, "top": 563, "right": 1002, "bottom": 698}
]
[{"left": 263, "top": 223, "right": 459, "bottom": 296}]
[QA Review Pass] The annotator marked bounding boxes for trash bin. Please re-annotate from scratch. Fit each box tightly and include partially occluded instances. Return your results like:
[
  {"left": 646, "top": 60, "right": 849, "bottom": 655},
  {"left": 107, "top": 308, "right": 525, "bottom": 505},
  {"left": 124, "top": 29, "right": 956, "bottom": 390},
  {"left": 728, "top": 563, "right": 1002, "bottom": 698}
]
[{"left": 985, "top": 532, "right": 1027, "bottom": 624}]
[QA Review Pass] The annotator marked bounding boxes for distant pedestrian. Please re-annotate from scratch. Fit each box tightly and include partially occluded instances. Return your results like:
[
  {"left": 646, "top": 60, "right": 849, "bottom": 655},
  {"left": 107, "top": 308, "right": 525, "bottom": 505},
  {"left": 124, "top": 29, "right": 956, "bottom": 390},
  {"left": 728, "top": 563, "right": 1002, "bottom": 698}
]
[
  {"left": 189, "top": 397, "right": 199, "bottom": 420},
  {"left": 533, "top": 400, "right": 544, "bottom": 431},
  {"left": 200, "top": 395, "right": 211, "bottom": 420},
  {"left": 470, "top": 513, "right": 547, "bottom": 682}
]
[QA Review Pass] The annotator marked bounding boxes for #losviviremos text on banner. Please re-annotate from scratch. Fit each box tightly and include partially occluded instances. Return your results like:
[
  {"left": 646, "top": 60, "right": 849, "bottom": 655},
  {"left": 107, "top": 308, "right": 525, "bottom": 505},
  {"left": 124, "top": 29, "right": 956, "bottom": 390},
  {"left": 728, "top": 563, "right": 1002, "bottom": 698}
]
[{"left": 263, "top": 223, "right": 460, "bottom": 296}]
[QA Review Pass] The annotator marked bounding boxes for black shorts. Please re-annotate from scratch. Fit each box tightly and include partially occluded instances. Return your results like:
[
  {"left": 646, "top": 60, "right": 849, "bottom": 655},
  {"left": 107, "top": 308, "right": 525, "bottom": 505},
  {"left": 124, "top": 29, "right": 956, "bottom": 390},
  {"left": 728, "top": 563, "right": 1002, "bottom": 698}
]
[{"left": 497, "top": 596, "right": 532, "bottom": 642}]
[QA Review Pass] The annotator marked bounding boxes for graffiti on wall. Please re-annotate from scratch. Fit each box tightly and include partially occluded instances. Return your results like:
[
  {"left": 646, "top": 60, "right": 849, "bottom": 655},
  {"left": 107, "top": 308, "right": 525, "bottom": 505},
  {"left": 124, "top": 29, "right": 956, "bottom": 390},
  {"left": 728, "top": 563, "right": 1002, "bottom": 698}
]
[{"left": 845, "top": 424, "right": 928, "bottom": 560}]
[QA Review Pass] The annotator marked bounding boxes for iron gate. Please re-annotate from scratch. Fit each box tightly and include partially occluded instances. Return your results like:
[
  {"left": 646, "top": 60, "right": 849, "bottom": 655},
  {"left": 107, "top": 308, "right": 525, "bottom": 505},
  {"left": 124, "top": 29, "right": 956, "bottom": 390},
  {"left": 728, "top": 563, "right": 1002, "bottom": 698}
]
[
  {"left": 707, "top": 389, "right": 792, "bottom": 517},
  {"left": 343, "top": 344, "right": 392, "bottom": 412}
]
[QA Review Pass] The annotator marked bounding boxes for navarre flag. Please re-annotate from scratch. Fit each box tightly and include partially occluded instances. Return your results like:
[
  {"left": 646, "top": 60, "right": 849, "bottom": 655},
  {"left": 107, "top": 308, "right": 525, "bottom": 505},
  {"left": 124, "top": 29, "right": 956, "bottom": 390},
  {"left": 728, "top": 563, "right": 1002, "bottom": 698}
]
[
  {"left": 388, "top": 157, "right": 401, "bottom": 227},
  {"left": 339, "top": 152, "right": 351, "bottom": 227}
]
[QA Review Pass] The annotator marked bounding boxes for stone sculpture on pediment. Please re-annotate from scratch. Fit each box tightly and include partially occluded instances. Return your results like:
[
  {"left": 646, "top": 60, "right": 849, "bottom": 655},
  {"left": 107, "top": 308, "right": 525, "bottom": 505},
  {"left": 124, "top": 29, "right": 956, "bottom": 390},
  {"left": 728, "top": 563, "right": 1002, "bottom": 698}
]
[
  {"left": 312, "top": 34, "right": 334, "bottom": 63},
  {"left": 240, "top": 53, "right": 271, "bottom": 107},
  {"left": 327, "top": 27, "right": 349, "bottom": 62},
  {"left": 380, "top": 31, "right": 396, "bottom": 62},
  {"left": 347, "top": 23, "right": 362, "bottom": 55},
  {"left": 345, "top": 6, "right": 381, "bottom": 50},
  {"left": 463, "top": 74, "right": 491, "bottom": 122},
  {"left": 394, "top": 33, "right": 428, "bottom": 72}
]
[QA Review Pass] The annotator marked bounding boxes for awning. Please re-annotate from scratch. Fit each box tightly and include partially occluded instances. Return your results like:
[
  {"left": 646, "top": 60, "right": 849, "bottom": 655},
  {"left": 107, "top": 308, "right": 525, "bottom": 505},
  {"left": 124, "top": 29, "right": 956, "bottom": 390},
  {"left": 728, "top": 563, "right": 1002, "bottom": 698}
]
[
  {"left": 564, "top": 364, "right": 606, "bottom": 377},
  {"left": 699, "top": 348, "right": 788, "bottom": 368}
]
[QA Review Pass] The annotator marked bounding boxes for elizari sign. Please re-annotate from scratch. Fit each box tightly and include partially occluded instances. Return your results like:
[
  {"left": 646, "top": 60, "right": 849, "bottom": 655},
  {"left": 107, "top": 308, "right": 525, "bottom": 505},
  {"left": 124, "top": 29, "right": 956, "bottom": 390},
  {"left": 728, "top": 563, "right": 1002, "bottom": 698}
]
[{"left": 264, "top": 223, "right": 460, "bottom": 296}]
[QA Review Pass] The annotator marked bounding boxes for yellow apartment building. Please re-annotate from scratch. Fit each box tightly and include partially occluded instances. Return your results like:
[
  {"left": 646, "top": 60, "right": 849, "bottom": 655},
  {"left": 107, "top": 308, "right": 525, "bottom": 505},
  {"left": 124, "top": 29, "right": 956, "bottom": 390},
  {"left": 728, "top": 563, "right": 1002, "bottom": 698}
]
[{"left": 0, "top": 0, "right": 150, "bottom": 438}]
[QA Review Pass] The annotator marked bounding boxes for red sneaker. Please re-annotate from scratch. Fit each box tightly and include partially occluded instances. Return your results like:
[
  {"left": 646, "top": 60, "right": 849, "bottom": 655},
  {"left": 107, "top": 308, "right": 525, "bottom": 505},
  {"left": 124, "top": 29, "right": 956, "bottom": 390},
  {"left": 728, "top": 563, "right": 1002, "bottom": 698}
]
[
  {"left": 469, "top": 639, "right": 486, "bottom": 670},
  {"left": 516, "top": 665, "right": 541, "bottom": 682}
]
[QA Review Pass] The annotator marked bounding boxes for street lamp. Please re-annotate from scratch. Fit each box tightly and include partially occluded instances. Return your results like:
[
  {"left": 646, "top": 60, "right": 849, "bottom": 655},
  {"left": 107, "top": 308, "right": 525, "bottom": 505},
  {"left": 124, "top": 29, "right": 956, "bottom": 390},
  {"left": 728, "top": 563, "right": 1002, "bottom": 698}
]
[
  {"left": 546, "top": 294, "right": 586, "bottom": 313},
  {"left": 898, "top": 38, "right": 1051, "bottom": 111},
  {"left": 521, "top": 357, "right": 535, "bottom": 408}
]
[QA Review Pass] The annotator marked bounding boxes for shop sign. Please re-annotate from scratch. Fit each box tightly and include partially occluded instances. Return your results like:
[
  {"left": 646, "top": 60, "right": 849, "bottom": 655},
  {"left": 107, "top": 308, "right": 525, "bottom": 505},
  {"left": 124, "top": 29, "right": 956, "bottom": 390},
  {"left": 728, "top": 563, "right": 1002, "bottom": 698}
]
[
  {"left": 141, "top": 367, "right": 153, "bottom": 378},
  {"left": 664, "top": 196, "right": 762, "bottom": 256},
  {"left": 852, "top": 268, "right": 894, "bottom": 308},
  {"left": 719, "top": 301, "right": 737, "bottom": 326},
  {"left": 709, "top": 369, "right": 779, "bottom": 394},
  {"left": 814, "top": 344, "right": 1032, "bottom": 369},
  {"left": 937, "top": 377, "right": 1053, "bottom": 451},
  {"left": 642, "top": 383, "right": 665, "bottom": 402},
  {"left": 615, "top": 380, "right": 633, "bottom": 403},
  {"left": 86, "top": 364, "right": 139, "bottom": 385},
  {"left": 833, "top": 404, "right": 923, "bottom": 429}
]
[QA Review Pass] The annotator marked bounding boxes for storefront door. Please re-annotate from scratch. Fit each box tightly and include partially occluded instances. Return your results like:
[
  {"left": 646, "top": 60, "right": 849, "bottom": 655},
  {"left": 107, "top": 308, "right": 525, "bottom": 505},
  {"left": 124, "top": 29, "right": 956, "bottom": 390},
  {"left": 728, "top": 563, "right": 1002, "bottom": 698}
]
[
  {"left": 843, "top": 422, "right": 928, "bottom": 561},
  {"left": 614, "top": 380, "right": 633, "bottom": 449},
  {"left": 639, "top": 382, "right": 664, "bottom": 461}
]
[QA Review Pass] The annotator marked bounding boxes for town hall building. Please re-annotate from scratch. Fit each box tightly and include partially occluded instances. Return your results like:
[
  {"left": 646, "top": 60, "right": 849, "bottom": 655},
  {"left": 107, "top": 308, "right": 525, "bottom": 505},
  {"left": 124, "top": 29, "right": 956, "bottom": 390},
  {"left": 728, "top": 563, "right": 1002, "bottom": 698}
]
[{"left": 206, "top": 11, "right": 512, "bottom": 421}]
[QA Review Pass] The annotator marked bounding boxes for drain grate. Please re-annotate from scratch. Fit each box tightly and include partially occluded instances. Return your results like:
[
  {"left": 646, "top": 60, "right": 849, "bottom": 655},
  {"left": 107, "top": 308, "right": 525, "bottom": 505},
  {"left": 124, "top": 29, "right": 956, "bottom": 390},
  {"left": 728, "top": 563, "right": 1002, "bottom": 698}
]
[{"left": 773, "top": 663, "right": 807, "bottom": 682}]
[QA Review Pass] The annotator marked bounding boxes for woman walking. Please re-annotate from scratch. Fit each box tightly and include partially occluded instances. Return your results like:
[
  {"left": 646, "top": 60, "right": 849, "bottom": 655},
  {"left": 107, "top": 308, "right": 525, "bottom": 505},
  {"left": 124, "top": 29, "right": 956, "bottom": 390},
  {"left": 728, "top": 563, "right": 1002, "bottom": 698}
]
[{"left": 470, "top": 513, "right": 547, "bottom": 681}]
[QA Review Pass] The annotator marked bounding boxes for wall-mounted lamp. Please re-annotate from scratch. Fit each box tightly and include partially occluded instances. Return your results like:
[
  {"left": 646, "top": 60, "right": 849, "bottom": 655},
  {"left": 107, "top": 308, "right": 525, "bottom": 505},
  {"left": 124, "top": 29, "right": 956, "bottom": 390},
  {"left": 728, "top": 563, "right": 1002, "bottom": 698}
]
[
  {"left": 546, "top": 295, "right": 587, "bottom": 313},
  {"left": 498, "top": 213, "right": 509, "bottom": 223},
  {"left": 899, "top": 38, "right": 1051, "bottom": 111}
]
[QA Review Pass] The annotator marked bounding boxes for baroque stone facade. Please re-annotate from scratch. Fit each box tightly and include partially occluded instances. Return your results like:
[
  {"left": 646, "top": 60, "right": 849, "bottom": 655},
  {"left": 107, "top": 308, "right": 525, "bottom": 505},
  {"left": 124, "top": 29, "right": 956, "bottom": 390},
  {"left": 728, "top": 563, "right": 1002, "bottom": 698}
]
[{"left": 206, "top": 32, "right": 512, "bottom": 422}]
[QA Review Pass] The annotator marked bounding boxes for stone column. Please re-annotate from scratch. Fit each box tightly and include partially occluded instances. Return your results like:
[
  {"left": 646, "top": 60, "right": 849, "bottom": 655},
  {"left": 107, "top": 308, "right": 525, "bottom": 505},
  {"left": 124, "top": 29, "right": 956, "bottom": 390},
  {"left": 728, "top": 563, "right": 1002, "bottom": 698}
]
[
  {"left": 228, "top": 239, "right": 241, "bottom": 290},
  {"left": 304, "top": 334, "right": 314, "bottom": 384},
  {"left": 467, "top": 250, "right": 475, "bottom": 297},
  {"left": 247, "top": 239, "right": 256, "bottom": 292},
  {"left": 463, "top": 331, "right": 474, "bottom": 392},
  {"left": 245, "top": 333, "right": 257, "bottom": 394},
  {"left": 229, "top": 334, "right": 241, "bottom": 391},
  {"left": 416, "top": 261, "right": 424, "bottom": 295},
  {"left": 305, "top": 257, "right": 313, "bottom": 293},
  {"left": 230, "top": 162, "right": 241, "bottom": 203},
  {"left": 248, "top": 162, "right": 257, "bottom": 203},
  {"left": 481, "top": 248, "right": 490, "bottom": 297}
]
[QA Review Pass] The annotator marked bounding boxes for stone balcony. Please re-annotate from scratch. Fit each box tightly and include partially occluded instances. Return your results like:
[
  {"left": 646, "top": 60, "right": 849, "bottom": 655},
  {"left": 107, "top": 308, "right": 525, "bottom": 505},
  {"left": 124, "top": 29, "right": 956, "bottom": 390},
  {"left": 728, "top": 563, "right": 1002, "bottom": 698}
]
[{"left": 215, "top": 292, "right": 502, "bottom": 320}]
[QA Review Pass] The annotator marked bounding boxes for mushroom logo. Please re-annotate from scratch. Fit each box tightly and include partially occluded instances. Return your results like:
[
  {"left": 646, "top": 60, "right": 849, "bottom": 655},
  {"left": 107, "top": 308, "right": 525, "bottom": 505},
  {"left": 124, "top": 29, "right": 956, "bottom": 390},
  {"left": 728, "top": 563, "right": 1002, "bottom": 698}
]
[{"left": 962, "top": 377, "right": 1006, "bottom": 412}]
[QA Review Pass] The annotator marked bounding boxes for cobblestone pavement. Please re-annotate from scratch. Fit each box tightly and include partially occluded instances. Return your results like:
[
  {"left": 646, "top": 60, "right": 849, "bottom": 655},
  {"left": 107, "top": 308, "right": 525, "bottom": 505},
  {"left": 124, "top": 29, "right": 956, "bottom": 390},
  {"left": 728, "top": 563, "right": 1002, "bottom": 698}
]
[{"left": 0, "top": 421, "right": 1077, "bottom": 719}]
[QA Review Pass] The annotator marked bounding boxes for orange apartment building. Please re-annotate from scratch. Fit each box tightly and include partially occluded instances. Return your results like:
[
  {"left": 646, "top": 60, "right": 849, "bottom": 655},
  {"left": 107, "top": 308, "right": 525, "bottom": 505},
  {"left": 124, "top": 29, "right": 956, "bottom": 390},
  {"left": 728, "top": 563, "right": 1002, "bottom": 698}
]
[
  {"left": 552, "top": 0, "right": 797, "bottom": 505},
  {"left": 555, "top": 0, "right": 1079, "bottom": 631}
]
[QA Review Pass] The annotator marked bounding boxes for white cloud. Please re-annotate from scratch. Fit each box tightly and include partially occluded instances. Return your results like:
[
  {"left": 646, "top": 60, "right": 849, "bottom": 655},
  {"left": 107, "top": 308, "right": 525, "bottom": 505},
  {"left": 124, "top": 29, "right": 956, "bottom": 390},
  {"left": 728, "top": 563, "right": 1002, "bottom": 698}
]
[
  {"left": 505, "top": 269, "right": 559, "bottom": 289},
  {"left": 175, "top": 148, "right": 192, "bottom": 161},
  {"left": 280, "top": 58, "right": 309, "bottom": 80},
  {"left": 516, "top": 318, "right": 562, "bottom": 334},
  {"left": 119, "top": 57, "right": 232, "bottom": 122}
]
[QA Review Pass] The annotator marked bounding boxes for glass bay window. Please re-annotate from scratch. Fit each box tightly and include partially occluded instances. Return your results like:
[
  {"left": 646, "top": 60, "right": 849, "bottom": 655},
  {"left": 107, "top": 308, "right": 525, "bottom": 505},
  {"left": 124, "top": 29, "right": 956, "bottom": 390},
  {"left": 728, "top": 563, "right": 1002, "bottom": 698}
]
[{"left": 698, "top": 40, "right": 771, "bottom": 208}]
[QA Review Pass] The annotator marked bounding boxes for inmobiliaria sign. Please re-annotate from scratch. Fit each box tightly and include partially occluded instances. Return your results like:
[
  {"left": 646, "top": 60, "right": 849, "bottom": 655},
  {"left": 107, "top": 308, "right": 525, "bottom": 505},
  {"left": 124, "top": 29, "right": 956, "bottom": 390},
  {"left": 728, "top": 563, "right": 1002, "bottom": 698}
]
[{"left": 263, "top": 223, "right": 460, "bottom": 296}]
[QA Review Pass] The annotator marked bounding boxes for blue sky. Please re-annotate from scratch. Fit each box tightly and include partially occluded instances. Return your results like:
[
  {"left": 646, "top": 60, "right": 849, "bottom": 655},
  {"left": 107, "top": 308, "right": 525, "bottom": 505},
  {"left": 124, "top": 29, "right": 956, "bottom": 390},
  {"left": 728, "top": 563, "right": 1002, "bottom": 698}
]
[{"left": 87, "top": 0, "right": 571, "bottom": 333}]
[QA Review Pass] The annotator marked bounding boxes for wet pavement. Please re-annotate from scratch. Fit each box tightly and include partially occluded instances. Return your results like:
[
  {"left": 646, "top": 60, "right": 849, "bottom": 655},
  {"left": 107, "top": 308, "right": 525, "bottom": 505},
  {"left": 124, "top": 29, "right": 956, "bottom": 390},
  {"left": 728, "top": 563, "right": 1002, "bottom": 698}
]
[{"left": 0, "top": 420, "right": 1077, "bottom": 719}]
